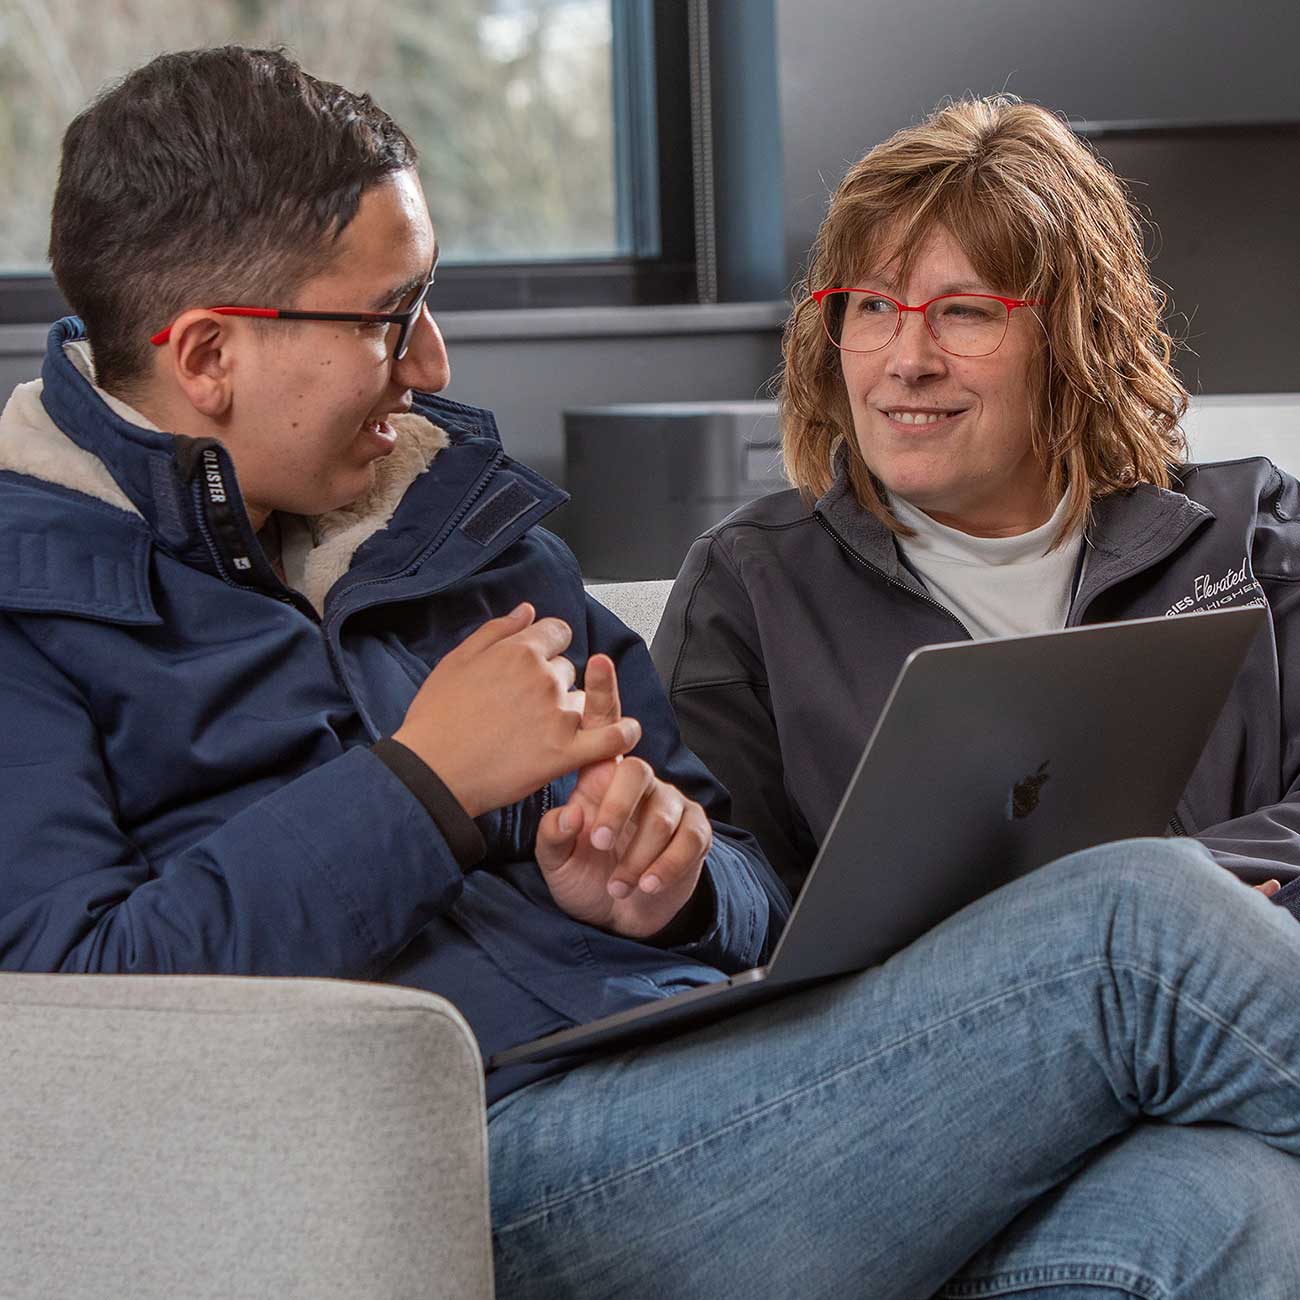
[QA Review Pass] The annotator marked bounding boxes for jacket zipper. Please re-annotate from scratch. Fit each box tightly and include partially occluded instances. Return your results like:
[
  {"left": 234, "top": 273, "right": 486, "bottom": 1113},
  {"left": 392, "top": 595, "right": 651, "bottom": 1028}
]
[
  {"left": 191, "top": 477, "right": 320, "bottom": 621},
  {"left": 815, "top": 514, "right": 972, "bottom": 639},
  {"left": 191, "top": 478, "right": 242, "bottom": 590}
]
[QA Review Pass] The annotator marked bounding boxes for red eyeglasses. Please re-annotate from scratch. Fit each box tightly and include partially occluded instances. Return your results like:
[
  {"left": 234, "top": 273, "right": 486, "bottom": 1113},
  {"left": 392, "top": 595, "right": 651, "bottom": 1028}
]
[
  {"left": 812, "top": 288, "right": 1047, "bottom": 358},
  {"left": 149, "top": 273, "right": 436, "bottom": 361}
]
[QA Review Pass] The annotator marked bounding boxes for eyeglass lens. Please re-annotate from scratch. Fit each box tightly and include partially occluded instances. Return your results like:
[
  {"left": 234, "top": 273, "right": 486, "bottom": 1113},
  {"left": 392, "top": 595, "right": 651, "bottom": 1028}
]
[
  {"left": 394, "top": 278, "right": 434, "bottom": 360},
  {"left": 821, "top": 291, "right": 1010, "bottom": 357}
]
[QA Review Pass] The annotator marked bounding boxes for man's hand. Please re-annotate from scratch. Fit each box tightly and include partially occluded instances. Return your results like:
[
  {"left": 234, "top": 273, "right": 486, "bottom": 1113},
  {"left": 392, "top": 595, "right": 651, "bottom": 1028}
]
[
  {"left": 534, "top": 654, "right": 713, "bottom": 940},
  {"left": 1255, "top": 879, "right": 1282, "bottom": 899},
  {"left": 393, "top": 604, "right": 640, "bottom": 817}
]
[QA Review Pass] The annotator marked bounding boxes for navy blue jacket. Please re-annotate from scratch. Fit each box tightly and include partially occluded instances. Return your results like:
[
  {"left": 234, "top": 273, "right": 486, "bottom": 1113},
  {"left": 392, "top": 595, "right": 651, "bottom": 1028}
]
[{"left": 0, "top": 319, "right": 789, "bottom": 1103}]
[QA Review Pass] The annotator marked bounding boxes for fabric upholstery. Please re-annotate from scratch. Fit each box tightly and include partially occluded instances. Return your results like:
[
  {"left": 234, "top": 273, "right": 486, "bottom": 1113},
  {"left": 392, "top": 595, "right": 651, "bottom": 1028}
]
[
  {"left": 586, "top": 579, "right": 674, "bottom": 648},
  {"left": 0, "top": 974, "right": 494, "bottom": 1300}
]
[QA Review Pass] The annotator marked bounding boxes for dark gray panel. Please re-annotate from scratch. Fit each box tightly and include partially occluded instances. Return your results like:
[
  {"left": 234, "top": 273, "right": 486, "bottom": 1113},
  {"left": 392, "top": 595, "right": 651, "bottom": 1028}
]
[
  {"left": 1088, "top": 127, "right": 1300, "bottom": 395},
  {"left": 777, "top": 0, "right": 1300, "bottom": 275},
  {"left": 775, "top": 0, "right": 1300, "bottom": 391},
  {"left": 561, "top": 402, "right": 785, "bottom": 578}
]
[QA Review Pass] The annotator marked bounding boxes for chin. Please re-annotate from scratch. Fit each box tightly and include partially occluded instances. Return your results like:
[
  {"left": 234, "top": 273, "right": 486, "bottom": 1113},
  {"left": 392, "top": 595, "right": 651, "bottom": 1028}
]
[
  {"left": 870, "top": 464, "right": 936, "bottom": 502},
  {"left": 306, "top": 468, "right": 375, "bottom": 519}
]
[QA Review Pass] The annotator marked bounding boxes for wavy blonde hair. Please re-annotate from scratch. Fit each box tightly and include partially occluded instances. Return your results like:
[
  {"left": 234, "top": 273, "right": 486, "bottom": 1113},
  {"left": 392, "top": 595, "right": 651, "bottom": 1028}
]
[{"left": 780, "top": 95, "right": 1189, "bottom": 544}]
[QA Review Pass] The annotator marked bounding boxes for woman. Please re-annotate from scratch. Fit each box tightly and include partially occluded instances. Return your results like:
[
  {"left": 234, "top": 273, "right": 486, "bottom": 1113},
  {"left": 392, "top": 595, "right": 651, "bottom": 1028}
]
[
  {"left": 645, "top": 95, "right": 1300, "bottom": 1298},
  {"left": 653, "top": 95, "right": 1300, "bottom": 918}
]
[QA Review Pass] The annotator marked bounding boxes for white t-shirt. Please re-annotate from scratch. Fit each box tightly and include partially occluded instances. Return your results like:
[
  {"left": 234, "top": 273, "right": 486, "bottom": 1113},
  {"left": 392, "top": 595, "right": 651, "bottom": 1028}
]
[{"left": 889, "top": 491, "right": 1085, "bottom": 640}]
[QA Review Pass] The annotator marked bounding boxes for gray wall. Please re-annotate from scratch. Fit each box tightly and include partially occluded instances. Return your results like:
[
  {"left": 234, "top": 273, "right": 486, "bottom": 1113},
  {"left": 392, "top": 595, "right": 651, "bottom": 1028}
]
[{"left": 777, "top": 0, "right": 1300, "bottom": 276}]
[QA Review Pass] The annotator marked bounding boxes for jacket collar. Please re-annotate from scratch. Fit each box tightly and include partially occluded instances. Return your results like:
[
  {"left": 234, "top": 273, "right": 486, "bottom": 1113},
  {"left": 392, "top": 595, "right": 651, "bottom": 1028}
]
[
  {"left": 814, "top": 460, "right": 924, "bottom": 592},
  {"left": 0, "top": 317, "right": 541, "bottom": 620},
  {"left": 30, "top": 319, "right": 507, "bottom": 539},
  {"left": 815, "top": 454, "right": 1215, "bottom": 599},
  {"left": 1074, "top": 478, "right": 1214, "bottom": 611},
  {"left": 35, "top": 318, "right": 196, "bottom": 548}
]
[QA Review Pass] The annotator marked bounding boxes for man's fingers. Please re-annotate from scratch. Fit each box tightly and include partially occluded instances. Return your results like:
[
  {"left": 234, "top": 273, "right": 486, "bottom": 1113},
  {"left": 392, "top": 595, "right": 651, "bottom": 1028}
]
[
  {"left": 569, "top": 717, "right": 640, "bottom": 769},
  {"left": 577, "top": 758, "right": 657, "bottom": 894},
  {"left": 1255, "top": 879, "right": 1282, "bottom": 897},
  {"left": 581, "top": 654, "right": 622, "bottom": 729},
  {"left": 512, "top": 616, "right": 574, "bottom": 660},
  {"left": 629, "top": 804, "right": 713, "bottom": 898},
  {"left": 448, "top": 602, "right": 534, "bottom": 659},
  {"left": 552, "top": 653, "right": 577, "bottom": 694},
  {"left": 535, "top": 801, "right": 584, "bottom": 870}
]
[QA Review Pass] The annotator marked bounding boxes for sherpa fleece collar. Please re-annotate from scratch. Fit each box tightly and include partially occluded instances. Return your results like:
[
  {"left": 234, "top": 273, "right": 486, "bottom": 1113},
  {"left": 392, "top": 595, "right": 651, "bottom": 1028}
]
[{"left": 0, "top": 318, "right": 456, "bottom": 613}]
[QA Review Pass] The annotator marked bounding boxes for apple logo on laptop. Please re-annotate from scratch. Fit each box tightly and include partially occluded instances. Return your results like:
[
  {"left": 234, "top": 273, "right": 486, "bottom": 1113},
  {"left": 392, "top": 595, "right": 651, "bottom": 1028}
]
[{"left": 1008, "top": 760, "right": 1052, "bottom": 820}]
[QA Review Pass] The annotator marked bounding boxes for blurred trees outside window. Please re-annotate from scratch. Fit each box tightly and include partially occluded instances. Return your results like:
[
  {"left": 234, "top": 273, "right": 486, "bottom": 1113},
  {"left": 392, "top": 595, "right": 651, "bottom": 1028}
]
[{"left": 0, "top": 0, "right": 617, "bottom": 271}]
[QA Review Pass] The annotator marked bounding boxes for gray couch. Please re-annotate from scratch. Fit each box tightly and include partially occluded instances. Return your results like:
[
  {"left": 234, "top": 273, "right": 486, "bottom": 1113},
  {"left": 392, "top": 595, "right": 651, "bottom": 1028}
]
[{"left": 0, "top": 580, "right": 672, "bottom": 1300}]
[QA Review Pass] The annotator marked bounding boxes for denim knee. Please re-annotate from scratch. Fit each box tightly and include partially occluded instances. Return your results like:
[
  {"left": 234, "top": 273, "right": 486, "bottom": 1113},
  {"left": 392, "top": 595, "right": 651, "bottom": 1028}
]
[
  {"left": 1046, "top": 836, "right": 1238, "bottom": 927},
  {"left": 1053, "top": 836, "right": 1219, "bottom": 894},
  {"left": 940, "top": 1124, "right": 1300, "bottom": 1300}
]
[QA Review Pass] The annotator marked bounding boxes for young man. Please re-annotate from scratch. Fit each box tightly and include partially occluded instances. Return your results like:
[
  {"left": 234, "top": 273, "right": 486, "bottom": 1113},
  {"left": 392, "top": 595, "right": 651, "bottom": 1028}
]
[{"left": 4, "top": 47, "right": 1300, "bottom": 1300}]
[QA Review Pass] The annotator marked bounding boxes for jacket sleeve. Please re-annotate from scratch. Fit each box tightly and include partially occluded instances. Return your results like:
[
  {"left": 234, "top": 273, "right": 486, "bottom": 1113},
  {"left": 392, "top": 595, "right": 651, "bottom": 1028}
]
[
  {"left": 1192, "top": 570, "right": 1300, "bottom": 887},
  {"left": 0, "top": 613, "right": 467, "bottom": 976},
  {"left": 582, "top": 590, "right": 792, "bottom": 971},
  {"left": 650, "top": 534, "right": 819, "bottom": 899},
  {"left": 1196, "top": 801, "right": 1300, "bottom": 886}
]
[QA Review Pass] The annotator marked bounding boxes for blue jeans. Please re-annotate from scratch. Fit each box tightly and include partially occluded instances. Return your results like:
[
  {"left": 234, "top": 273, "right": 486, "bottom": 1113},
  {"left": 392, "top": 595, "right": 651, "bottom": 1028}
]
[{"left": 487, "top": 839, "right": 1300, "bottom": 1299}]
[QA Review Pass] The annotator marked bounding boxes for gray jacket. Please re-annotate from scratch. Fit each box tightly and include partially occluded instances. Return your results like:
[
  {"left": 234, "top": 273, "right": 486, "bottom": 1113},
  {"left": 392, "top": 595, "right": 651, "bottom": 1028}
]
[{"left": 652, "top": 456, "right": 1300, "bottom": 897}]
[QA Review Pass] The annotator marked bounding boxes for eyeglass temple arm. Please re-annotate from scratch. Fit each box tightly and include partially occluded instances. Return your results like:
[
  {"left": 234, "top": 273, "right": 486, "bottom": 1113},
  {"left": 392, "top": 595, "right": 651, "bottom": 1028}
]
[
  {"left": 150, "top": 307, "right": 282, "bottom": 346},
  {"left": 149, "top": 306, "right": 408, "bottom": 347}
]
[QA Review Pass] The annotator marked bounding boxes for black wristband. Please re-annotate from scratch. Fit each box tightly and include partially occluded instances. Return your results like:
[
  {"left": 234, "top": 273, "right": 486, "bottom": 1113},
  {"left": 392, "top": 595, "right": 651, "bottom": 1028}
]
[
  {"left": 645, "top": 869, "right": 717, "bottom": 948},
  {"left": 371, "top": 737, "right": 487, "bottom": 870}
]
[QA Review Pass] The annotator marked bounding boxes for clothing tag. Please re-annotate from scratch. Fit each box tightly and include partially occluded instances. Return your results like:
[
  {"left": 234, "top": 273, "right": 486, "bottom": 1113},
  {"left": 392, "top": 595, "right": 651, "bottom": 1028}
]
[{"left": 187, "top": 441, "right": 257, "bottom": 584}]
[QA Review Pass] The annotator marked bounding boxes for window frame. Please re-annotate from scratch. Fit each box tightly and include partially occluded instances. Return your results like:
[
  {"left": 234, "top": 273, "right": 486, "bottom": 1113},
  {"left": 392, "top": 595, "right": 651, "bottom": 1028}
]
[{"left": 0, "top": 0, "right": 698, "bottom": 326}]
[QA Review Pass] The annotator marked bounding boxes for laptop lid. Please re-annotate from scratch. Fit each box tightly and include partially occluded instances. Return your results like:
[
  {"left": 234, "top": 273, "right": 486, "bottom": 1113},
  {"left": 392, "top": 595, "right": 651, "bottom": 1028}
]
[{"left": 765, "top": 604, "right": 1266, "bottom": 982}]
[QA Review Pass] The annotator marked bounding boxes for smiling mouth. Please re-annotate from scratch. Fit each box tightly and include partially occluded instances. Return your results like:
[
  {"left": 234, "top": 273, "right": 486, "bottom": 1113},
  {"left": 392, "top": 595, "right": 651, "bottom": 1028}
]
[
  {"left": 360, "top": 417, "right": 399, "bottom": 452},
  {"left": 882, "top": 409, "right": 965, "bottom": 426}
]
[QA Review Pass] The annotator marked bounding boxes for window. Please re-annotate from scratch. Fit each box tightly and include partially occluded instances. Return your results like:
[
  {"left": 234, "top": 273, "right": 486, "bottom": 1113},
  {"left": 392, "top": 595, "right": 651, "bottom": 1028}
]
[{"left": 0, "top": 0, "right": 695, "bottom": 320}]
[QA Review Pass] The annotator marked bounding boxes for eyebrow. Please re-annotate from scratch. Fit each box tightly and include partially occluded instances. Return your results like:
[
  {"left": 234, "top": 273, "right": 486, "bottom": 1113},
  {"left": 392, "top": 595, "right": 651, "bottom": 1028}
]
[{"left": 371, "top": 240, "right": 440, "bottom": 311}]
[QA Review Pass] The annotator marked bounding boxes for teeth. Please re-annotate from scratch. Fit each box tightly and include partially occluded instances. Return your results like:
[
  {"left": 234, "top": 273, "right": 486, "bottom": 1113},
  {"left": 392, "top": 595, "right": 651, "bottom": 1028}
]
[{"left": 887, "top": 411, "right": 954, "bottom": 425}]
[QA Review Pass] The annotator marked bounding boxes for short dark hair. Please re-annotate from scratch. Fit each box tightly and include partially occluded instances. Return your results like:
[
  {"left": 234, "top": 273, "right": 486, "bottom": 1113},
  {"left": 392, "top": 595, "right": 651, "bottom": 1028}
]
[{"left": 49, "top": 46, "right": 418, "bottom": 396}]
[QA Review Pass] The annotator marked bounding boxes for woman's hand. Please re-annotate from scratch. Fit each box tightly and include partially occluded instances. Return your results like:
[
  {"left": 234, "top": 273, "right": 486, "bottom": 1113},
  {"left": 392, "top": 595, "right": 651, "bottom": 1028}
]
[{"left": 534, "top": 654, "right": 712, "bottom": 939}]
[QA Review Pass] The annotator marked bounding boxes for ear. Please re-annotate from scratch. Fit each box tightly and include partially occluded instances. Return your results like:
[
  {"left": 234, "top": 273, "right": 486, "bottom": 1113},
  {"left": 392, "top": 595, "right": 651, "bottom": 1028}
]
[{"left": 159, "top": 311, "right": 238, "bottom": 419}]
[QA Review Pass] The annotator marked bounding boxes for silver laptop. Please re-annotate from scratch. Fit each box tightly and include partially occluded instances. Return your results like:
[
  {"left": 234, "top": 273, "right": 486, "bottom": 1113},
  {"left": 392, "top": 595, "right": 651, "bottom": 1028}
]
[{"left": 491, "top": 605, "right": 1265, "bottom": 1069}]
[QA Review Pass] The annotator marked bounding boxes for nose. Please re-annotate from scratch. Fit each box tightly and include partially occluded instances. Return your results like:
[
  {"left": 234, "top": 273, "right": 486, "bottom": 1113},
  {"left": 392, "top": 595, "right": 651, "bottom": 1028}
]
[
  {"left": 885, "top": 308, "right": 948, "bottom": 385},
  {"left": 393, "top": 304, "right": 450, "bottom": 393}
]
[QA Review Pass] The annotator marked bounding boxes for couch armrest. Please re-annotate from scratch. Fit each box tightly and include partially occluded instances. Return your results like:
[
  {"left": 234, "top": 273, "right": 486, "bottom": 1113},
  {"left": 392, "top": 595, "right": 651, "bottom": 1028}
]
[{"left": 0, "top": 973, "right": 493, "bottom": 1300}]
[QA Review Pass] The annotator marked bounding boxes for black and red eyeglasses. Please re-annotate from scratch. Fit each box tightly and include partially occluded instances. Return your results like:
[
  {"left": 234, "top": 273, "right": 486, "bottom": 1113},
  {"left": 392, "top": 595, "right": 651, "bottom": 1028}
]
[{"left": 149, "top": 272, "right": 436, "bottom": 361}]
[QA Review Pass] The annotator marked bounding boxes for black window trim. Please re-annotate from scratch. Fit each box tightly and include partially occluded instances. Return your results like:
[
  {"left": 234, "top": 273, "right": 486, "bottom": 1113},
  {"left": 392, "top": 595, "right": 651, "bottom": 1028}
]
[{"left": 0, "top": 0, "right": 700, "bottom": 326}]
